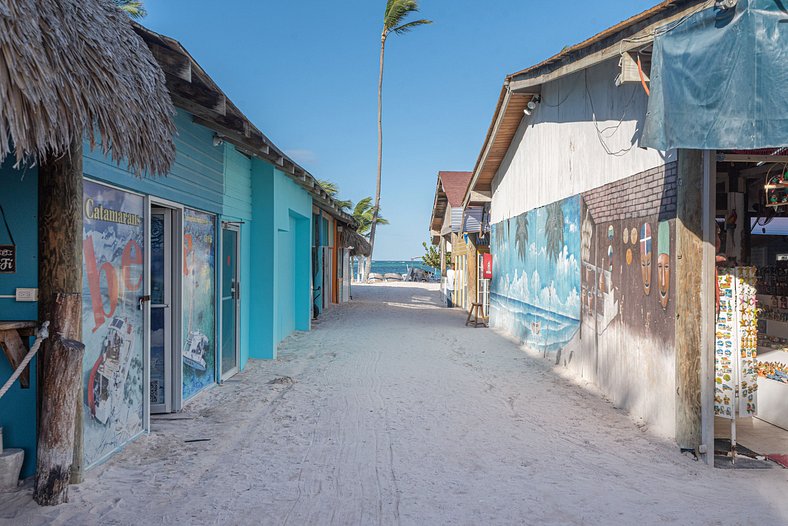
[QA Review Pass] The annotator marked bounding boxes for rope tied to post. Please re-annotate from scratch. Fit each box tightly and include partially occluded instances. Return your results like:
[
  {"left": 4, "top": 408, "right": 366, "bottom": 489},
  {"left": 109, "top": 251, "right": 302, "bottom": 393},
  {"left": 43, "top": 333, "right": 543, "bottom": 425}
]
[{"left": 0, "top": 321, "right": 49, "bottom": 399}]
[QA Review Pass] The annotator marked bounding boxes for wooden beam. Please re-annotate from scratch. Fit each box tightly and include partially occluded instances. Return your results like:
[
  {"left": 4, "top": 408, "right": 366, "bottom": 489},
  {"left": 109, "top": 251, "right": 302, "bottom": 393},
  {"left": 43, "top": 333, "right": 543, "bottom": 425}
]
[
  {"left": 0, "top": 329, "right": 31, "bottom": 388},
  {"left": 147, "top": 41, "right": 191, "bottom": 82},
  {"left": 166, "top": 74, "right": 226, "bottom": 116},
  {"left": 509, "top": 1, "right": 714, "bottom": 93},
  {"left": 36, "top": 138, "right": 85, "bottom": 503},
  {"left": 717, "top": 154, "right": 788, "bottom": 164},
  {"left": 675, "top": 149, "right": 704, "bottom": 452}
]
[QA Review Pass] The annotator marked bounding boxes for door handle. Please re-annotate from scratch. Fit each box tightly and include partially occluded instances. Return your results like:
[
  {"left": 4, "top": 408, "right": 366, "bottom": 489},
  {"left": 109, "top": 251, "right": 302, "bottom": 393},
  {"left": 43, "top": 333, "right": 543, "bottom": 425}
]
[
  {"left": 152, "top": 304, "right": 170, "bottom": 309},
  {"left": 139, "top": 295, "right": 151, "bottom": 310}
]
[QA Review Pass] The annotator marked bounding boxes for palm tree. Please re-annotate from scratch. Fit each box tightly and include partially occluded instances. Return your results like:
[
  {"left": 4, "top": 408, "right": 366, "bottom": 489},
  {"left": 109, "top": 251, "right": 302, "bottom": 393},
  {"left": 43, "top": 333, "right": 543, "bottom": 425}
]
[
  {"left": 367, "top": 1, "right": 431, "bottom": 261},
  {"left": 318, "top": 179, "right": 352, "bottom": 211},
  {"left": 515, "top": 214, "right": 529, "bottom": 261},
  {"left": 353, "top": 197, "right": 389, "bottom": 236},
  {"left": 115, "top": 0, "right": 147, "bottom": 18},
  {"left": 545, "top": 202, "right": 565, "bottom": 262}
]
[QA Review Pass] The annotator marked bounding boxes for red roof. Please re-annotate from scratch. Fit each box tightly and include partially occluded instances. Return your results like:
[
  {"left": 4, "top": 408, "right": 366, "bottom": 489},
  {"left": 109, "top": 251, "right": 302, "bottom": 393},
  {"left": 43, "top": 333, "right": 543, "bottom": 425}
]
[{"left": 439, "top": 171, "right": 472, "bottom": 208}]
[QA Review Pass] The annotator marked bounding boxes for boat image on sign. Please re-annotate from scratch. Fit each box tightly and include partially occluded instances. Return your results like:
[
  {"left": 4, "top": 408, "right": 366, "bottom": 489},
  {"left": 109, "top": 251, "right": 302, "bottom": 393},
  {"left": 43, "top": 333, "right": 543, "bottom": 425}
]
[
  {"left": 88, "top": 316, "right": 135, "bottom": 425},
  {"left": 183, "top": 330, "right": 209, "bottom": 371}
]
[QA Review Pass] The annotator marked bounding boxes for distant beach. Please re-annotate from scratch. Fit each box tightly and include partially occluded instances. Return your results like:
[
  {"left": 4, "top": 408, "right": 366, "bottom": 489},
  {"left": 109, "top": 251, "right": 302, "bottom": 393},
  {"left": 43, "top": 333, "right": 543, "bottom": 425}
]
[{"left": 354, "top": 260, "right": 437, "bottom": 277}]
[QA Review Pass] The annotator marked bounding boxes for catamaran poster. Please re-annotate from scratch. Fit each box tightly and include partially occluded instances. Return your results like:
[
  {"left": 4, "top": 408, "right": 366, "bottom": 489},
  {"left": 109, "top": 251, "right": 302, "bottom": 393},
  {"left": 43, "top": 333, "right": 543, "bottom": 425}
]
[
  {"left": 182, "top": 208, "right": 216, "bottom": 400},
  {"left": 81, "top": 180, "right": 145, "bottom": 468}
]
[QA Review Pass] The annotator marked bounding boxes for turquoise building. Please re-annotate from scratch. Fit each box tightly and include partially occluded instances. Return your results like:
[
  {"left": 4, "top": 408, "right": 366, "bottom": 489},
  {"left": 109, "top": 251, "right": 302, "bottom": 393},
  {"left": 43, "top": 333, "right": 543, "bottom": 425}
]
[{"left": 0, "top": 25, "right": 355, "bottom": 479}]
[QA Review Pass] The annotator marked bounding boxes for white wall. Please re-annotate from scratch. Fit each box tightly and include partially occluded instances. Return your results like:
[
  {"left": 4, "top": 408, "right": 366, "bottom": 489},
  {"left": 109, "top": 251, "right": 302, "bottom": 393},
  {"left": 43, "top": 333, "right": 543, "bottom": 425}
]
[
  {"left": 489, "top": 58, "right": 680, "bottom": 440},
  {"left": 491, "top": 59, "right": 674, "bottom": 224}
]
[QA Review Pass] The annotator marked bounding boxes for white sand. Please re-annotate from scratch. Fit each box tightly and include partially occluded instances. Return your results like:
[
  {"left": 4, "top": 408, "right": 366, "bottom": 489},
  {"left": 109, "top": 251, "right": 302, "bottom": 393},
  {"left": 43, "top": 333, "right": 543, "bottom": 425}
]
[{"left": 1, "top": 282, "right": 786, "bottom": 525}]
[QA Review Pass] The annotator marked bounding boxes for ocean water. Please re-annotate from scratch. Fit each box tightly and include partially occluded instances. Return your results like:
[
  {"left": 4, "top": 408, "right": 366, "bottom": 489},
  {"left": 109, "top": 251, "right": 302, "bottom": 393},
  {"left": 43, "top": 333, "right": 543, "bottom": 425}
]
[
  {"left": 353, "top": 260, "right": 437, "bottom": 277},
  {"left": 490, "top": 293, "right": 580, "bottom": 352}
]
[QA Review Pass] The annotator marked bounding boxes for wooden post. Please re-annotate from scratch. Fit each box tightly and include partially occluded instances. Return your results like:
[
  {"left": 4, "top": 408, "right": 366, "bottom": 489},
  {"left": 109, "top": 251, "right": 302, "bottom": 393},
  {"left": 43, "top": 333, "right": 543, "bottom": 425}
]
[
  {"left": 440, "top": 237, "right": 446, "bottom": 277},
  {"left": 35, "top": 138, "right": 84, "bottom": 504},
  {"left": 33, "top": 294, "right": 84, "bottom": 505},
  {"left": 675, "top": 149, "right": 704, "bottom": 450}
]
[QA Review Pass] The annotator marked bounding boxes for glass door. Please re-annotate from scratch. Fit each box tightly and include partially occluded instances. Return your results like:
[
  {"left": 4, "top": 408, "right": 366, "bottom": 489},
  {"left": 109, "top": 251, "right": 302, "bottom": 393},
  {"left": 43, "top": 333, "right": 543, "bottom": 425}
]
[
  {"left": 150, "top": 208, "right": 173, "bottom": 413},
  {"left": 221, "top": 224, "right": 240, "bottom": 379}
]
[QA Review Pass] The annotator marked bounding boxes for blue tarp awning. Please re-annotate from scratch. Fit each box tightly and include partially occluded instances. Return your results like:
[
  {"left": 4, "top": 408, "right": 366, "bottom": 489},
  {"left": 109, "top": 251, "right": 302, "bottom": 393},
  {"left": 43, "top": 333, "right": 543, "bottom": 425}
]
[{"left": 642, "top": 0, "right": 788, "bottom": 151}]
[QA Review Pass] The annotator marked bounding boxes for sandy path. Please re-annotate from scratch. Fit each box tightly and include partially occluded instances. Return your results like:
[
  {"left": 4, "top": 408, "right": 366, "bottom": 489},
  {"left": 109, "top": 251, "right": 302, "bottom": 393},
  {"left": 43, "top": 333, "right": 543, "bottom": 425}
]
[{"left": 2, "top": 282, "right": 786, "bottom": 525}]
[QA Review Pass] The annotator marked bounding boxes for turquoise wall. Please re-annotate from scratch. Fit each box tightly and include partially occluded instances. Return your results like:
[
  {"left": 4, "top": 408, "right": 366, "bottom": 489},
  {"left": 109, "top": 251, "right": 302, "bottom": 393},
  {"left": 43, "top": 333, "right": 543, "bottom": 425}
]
[
  {"left": 84, "top": 109, "right": 225, "bottom": 214},
  {"left": 222, "top": 146, "right": 253, "bottom": 370},
  {"left": 0, "top": 159, "right": 38, "bottom": 478},
  {"left": 249, "top": 161, "right": 311, "bottom": 359}
]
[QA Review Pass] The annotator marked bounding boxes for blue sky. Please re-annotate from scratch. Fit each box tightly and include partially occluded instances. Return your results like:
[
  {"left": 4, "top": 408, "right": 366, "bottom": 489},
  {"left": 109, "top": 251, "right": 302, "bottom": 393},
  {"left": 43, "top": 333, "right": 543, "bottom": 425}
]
[{"left": 143, "top": 0, "right": 658, "bottom": 260}]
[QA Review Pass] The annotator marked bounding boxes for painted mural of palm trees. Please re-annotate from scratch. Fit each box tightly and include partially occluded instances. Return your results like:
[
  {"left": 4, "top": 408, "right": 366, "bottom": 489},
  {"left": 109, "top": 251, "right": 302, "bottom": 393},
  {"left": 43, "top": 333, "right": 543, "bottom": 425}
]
[
  {"left": 515, "top": 214, "right": 529, "bottom": 261},
  {"left": 544, "top": 202, "right": 565, "bottom": 262}
]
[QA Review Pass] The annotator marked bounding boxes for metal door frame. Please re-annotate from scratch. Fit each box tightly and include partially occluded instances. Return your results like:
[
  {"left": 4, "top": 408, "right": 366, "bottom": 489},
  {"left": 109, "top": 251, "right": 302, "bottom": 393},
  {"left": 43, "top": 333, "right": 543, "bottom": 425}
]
[
  {"left": 220, "top": 222, "right": 241, "bottom": 381},
  {"left": 146, "top": 198, "right": 184, "bottom": 418}
]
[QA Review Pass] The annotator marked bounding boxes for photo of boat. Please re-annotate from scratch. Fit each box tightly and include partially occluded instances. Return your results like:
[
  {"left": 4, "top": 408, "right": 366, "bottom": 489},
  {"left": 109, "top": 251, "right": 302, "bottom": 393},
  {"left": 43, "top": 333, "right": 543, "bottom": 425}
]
[
  {"left": 183, "top": 330, "right": 209, "bottom": 371},
  {"left": 87, "top": 316, "right": 136, "bottom": 425}
]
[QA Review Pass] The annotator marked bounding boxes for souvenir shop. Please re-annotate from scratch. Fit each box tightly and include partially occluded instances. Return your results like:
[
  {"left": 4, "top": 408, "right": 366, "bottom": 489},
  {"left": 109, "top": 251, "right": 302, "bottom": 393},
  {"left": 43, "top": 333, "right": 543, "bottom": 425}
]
[{"left": 713, "top": 150, "right": 788, "bottom": 466}]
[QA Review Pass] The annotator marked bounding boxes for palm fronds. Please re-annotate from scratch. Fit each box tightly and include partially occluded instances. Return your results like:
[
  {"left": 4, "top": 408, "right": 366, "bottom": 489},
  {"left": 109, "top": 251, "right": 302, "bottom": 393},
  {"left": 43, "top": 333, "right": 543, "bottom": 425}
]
[
  {"left": 115, "top": 0, "right": 147, "bottom": 19},
  {"left": 545, "top": 203, "right": 565, "bottom": 262}
]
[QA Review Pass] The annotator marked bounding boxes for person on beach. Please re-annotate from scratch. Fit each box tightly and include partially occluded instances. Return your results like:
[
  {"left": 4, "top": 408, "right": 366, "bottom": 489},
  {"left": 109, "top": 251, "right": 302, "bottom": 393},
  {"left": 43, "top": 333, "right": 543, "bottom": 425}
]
[{"left": 446, "top": 263, "right": 455, "bottom": 308}]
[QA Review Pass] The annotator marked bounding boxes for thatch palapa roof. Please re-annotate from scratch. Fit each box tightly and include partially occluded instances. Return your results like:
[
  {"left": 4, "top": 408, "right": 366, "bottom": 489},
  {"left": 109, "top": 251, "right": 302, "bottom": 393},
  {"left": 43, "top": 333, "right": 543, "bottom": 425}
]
[
  {"left": 340, "top": 228, "right": 372, "bottom": 258},
  {"left": 0, "top": 0, "right": 176, "bottom": 174}
]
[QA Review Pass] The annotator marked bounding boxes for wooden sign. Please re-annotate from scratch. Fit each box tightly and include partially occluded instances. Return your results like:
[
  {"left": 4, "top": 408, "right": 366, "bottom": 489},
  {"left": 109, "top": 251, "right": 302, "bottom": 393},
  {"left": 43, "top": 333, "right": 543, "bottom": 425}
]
[{"left": 0, "top": 245, "right": 15, "bottom": 273}]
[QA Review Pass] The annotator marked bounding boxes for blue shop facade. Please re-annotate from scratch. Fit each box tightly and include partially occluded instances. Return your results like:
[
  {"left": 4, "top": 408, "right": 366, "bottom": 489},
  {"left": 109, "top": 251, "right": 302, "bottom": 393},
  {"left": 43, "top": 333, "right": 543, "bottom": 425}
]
[{"left": 0, "top": 25, "right": 354, "bottom": 478}]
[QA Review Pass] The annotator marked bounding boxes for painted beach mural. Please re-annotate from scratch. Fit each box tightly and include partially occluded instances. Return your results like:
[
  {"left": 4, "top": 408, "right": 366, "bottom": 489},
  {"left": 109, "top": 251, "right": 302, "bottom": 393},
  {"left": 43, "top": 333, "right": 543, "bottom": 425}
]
[
  {"left": 182, "top": 208, "right": 216, "bottom": 400},
  {"left": 490, "top": 196, "right": 581, "bottom": 352},
  {"left": 81, "top": 180, "right": 145, "bottom": 468}
]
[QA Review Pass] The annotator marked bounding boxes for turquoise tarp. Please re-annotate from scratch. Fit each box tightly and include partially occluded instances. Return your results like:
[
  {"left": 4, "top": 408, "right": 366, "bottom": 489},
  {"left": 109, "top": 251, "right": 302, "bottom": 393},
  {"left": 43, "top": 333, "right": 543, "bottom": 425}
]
[{"left": 642, "top": 0, "right": 788, "bottom": 150}]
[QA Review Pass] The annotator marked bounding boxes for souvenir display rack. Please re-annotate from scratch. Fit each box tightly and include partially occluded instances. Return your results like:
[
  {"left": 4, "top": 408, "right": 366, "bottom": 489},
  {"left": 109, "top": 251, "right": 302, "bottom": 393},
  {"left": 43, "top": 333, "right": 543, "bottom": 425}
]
[
  {"left": 716, "top": 267, "right": 759, "bottom": 460},
  {"left": 753, "top": 294, "right": 788, "bottom": 430}
]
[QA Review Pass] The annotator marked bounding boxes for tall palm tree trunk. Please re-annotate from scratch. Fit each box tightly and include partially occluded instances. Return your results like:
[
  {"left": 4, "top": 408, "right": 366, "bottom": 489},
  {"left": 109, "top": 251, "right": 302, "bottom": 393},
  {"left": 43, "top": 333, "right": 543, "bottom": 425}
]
[{"left": 367, "top": 32, "right": 387, "bottom": 281}]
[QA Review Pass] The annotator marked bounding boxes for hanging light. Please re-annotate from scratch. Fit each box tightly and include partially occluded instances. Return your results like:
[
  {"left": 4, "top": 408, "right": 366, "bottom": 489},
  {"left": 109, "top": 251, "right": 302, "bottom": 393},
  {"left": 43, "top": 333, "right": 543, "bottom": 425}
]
[{"left": 523, "top": 95, "right": 542, "bottom": 116}]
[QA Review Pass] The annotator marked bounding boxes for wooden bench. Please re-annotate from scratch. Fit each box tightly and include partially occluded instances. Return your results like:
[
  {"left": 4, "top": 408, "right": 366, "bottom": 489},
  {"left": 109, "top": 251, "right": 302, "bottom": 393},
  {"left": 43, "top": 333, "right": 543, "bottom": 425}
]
[
  {"left": 465, "top": 303, "right": 488, "bottom": 328},
  {"left": 0, "top": 321, "right": 37, "bottom": 388}
]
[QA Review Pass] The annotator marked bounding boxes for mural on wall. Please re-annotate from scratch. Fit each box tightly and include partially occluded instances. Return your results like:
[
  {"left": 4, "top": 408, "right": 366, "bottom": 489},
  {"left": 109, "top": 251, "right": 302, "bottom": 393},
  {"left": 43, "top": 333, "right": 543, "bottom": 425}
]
[
  {"left": 182, "top": 208, "right": 216, "bottom": 400},
  {"left": 490, "top": 196, "right": 581, "bottom": 352},
  {"left": 81, "top": 180, "right": 145, "bottom": 468},
  {"left": 579, "top": 167, "right": 677, "bottom": 340}
]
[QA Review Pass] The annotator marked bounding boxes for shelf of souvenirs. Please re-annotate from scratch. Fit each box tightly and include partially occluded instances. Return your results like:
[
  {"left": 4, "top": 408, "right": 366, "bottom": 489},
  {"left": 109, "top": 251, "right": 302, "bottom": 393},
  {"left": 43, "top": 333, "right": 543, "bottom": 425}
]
[
  {"left": 756, "top": 337, "right": 788, "bottom": 378},
  {"left": 757, "top": 361, "right": 788, "bottom": 385}
]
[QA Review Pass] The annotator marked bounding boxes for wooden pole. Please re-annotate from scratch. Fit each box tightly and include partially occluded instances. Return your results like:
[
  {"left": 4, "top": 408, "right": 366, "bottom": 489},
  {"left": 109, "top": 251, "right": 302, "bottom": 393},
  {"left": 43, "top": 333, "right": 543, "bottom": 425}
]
[
  {"left": 675, "top": 149, "right": 704, "bottom": 451},
  {"left": 34, "top": 138, "right": 84, "bottom": 505}
]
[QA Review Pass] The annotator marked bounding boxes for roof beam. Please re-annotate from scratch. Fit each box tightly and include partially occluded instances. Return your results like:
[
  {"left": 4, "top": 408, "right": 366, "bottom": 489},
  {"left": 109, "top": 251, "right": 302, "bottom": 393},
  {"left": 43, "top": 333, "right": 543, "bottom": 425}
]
[
  {"left": 509, "top": 1, "right": 713, "bottom": 93},
  {"left": 166, "top": 74, "right": 226, "bottom": 116},
  {"left": 147, "top": 41, "right": 191, "bottom": 82}
]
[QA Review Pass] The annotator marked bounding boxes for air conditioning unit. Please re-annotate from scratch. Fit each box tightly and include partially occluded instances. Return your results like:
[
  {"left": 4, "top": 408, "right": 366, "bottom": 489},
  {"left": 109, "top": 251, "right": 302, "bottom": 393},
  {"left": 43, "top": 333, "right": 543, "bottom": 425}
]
[{"left": 615, "top": 51, "right": 650, "bottom": 87}]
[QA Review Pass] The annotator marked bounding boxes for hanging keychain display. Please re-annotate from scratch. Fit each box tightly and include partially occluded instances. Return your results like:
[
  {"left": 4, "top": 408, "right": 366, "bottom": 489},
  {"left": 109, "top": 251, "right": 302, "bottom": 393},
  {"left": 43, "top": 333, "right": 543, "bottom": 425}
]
[{"left": 0, "top": 203, "right": 16, "bottom": 274}]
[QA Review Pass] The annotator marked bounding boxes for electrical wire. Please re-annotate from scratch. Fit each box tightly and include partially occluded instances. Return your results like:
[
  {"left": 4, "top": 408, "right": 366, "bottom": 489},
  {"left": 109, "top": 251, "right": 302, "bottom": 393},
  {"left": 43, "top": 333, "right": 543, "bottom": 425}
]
[{"left": 584, "top": 70, "right": 639, "bottom": 157}]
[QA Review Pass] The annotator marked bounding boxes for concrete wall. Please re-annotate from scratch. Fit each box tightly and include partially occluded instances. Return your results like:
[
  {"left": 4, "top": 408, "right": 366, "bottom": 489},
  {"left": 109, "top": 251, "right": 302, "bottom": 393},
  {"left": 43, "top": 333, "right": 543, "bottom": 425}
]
[
  {"left": 491, "top": 59, "right": 673, "bottom": 224},
  {"left": 249, "top": 160, "right": 312, "bottom": 359},
  {"left": 0, "top": 159, "right": 38, "bottom": 478}
]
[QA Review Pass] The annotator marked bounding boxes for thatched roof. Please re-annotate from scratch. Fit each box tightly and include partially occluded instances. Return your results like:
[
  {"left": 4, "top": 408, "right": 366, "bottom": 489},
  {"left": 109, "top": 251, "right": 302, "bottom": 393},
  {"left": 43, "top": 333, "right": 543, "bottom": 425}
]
[
  {"left": 340, "top": 228, "right": 372, "bottom": 258},
  {"left": 0, "top": 0, "right": 176, "bottom": 174}
]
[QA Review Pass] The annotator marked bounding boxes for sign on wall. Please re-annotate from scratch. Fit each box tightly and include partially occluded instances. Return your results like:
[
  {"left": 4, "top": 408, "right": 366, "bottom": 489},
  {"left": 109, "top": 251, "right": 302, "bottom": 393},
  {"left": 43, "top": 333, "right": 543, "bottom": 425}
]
[
  {"left": 482, "top": 253, "right": 493, "bottom": 280},
  {"left": 182, "top": 208, "right": 216, "bottom": 400},
  {"left": 0, "top": 203, "right": 16, "bottom": 273},
  {"left": 81, "top": 180, "right": 145, "bottom": 468}
]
